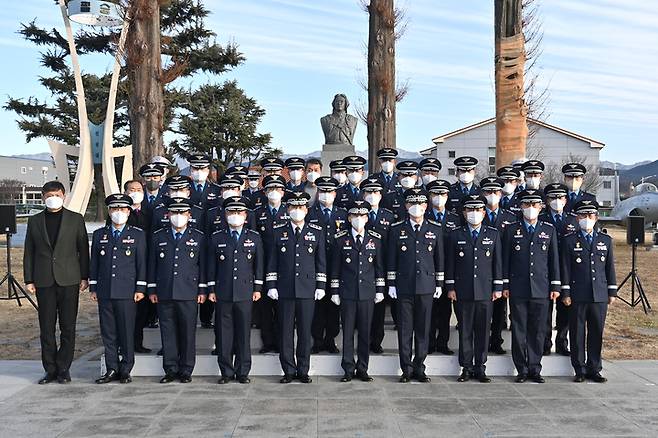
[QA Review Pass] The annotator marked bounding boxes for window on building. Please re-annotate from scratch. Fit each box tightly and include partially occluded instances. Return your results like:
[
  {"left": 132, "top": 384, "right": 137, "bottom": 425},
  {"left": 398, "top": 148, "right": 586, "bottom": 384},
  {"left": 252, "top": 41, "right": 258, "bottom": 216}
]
[
  {"left": 489, "top": 165, "right": 496, "bottom": 174},
  {"left": 41, "top": 167, "right": 48, "bottom": 175},
  {"left": 448, "top": 167, "right": 455, "bottom": 176},
  {"left": 603, "top": 201, "right": 611, "bottom": 207},
  {"left": 20, "top": 167, "right": 27, "bottom": 174},
  {"left": 603, "top": 181, "right": 612, "bottom": 189},
  {"left": 448, "top": 151, "right": 456, "bottom": 158},
  {"left": 489, "top": 157, "right": 496, "bottom": 166}
]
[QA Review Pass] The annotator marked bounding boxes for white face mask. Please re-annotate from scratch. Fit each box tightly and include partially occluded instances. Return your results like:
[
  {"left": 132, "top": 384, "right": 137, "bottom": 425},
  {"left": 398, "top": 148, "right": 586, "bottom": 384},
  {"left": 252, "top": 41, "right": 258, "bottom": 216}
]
[
  {"left": 332, "top": 173, "right": 347, "bottom": 185},
  {"left": 466, "top": 211, "right": 485, "bottom": 226},
  {"left": 248, "top": 180, "right": 260, "bottom": 189},
  {"left": 289, "top": 208, "right": 306, "bottom": 222},
  {"left": 502, "top": 182, "right": 517, "bottom": 196},
  {"left": 128, "top": 191, "right": 144, "bottom": 205},
  {"left": 485, "top": 193, "right": 501, "bottom": 207},
  {"left": 365, "top": 193, "right": 381, "bottom": 207},
  {"left": 458, "top": 171, "right": 474, "bottom": 185},
  {"left": 267, "top": 190, "right": 282, "bottom": 203},
  {"left": 289, "top": 170, "right": 303, "bottom": 182},
  {"left": 523, "top": 206, "right": 540, "bottom": 221},
  {"left": 222, "top": 189, "right": 240, "bottom": 199},
  {"left": 565, "top": 178, "right": 583, "bottom": 192},
  {"left": 170, "top": 213, "right": 189, "bottom": 228},
  {"left": 400, "top": 176, "right": 416, "bottom": 189},
  {"left": 110, "top": 211, "right": 129, "bottom": 225},
  {"left": 579, "top": 217, "right": 597, "bottom": 231},
  {"left": 408, "top": 204, "right": 426, "bottom": 218},
  {"left": 227, "top": 213, "right": 246, "bottom": 227},
  {"left": 381, "top": 161, "right": 394, "bottom": 173},
  {"left": 422, "top": 174, "right": 438, "bottom": 185},
  {"left": 306, "top": 171, "right": 320, "bottom": 183},
  {"left": 525, "top": 177, "right": 541, "bottom": 190},
  {"left": 170, "top": 190, "right": 189, "bottom": 199},
  {"left": 348, "top": 171, "right": 363, "bottom": 185},
  {"left": 45, "top": 195, "right": 64, "bottom": 210},
  {"left": 191, "top": 169, "right": 209, "bottom": 183},
  {"left": 549, "top": 198, "right": 566, "bottom": 212},
  {"left": 350, "top": 216, "right": 367, "bottom": 232},
  {"left": 318, "top": 192, "right": 335, "bottom": 207},
  {"left": 431, "top": 194, "right": 447, "bottom": 208}
]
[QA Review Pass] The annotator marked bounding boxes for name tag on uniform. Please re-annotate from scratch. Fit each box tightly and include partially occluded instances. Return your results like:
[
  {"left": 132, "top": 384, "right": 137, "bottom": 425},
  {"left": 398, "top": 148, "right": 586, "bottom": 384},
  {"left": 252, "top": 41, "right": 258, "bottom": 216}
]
[
  {"left": 158, "top": 242, "right": 167, "bottom": 246},
  {"left": 457, "top": 241, "right": 466, "bottom": 245},
  {"left": 399, "top": 235, "right": 408, "bottom": 239},
  {"left": 217, "top": 243, "right": 227, "bottom": 248},
  {"left": 99, "top": 239, "right": 109, "bottom": 244}
]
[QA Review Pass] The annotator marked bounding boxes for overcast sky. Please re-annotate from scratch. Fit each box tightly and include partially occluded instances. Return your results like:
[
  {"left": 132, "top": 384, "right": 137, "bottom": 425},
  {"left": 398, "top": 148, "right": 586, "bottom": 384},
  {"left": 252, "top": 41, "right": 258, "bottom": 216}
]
[{"left": 1, "top": 0, "right": 656, "bottom": 164}]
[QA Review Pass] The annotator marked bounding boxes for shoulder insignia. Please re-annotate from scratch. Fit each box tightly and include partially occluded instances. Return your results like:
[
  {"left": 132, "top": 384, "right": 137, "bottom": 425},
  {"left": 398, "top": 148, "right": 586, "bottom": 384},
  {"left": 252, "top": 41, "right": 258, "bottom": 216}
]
[
  {"left": 153, "top": 228, "right": 165, "bottom": 234},
  {"left": 427, "top": 219, "right": 441, "bottom": 227},
  {"left": 273, "top": 223, "right": 287, "bottom": 229},
  {"left": 391, "top": 220, "right": 404, "bottom": 227},
  {"left": 335, "top": 230, "right": 348, "bottom": 238},
  {"left": 308, "top": 223, "right": 323, "bottom": 231},
  {"left": 367, "top": 229, "right": 382, "bottom": 239}
]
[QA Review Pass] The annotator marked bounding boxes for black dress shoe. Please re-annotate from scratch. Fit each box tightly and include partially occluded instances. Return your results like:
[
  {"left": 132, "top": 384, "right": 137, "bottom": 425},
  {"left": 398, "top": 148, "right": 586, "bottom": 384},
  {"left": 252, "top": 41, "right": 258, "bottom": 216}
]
[
  {"left": 218, "top": 376, "right": 233, "bottom": 384},
  {"left": 370, "top": 345, "right": 384, "bottom": 354},
  {"left": 489, "top": 345, "right": 507, "bottom": 355},
  {"left": 356, "top": 371, "right": 373, "bottom": 382},
  {"left": 148, "top": 321, "right": 159, "bottom": 329},
  {"left": 435, "top": 346, "right": 454, "bottom": 356},
  {"left": 515, "top": 374, "right": 528, "bottom": 383},
  {"left": 38, "top": 373, "right": 57, "bottom": 385},
  {"left": 414, "top": 373, "right": 431, "bottom": 383},
  {"left": 119, "top": 374, "right": 132, "bottom": 384},
  {"left": 211, "top": 349, "right": 218, "bottom": 356},
  {"left": 556, "top": 347, "right": 571, "bottom": 356},
  {"left": 428, "top": 344, "right": 436, "bottom": 354},
  {"left": 259, "top": 346, "right": 272, "bottom": 354},
  {"left": 179, "top": 374, "right": 192, "bottom": 383},
  {"left": 543, "top": 345, "right": 552, "bottom": 356},
  {"left": 95, "top": 369, "right": 119, "bottom": 384},
  {"left": 399, "top": 374, "right": 411, "bottom": 383},
  {"left": 530, "top": 374, "right": 545, "bottom": 384},
  {"left": 238, "top": 376, "right": 251, "bottom": 384},
  {"left": 573, "top": 374, "right": 585, "bottom": 383},
  {"left": 340, "top": 373, "right": 353, "bottom": 382},
  {"left": 457, "top": 370, "right": 471, "bottom": 382},
  {"left": 57, "top": 372, "right": 71, "bottom": 384},
  {"left": 298, "top": 374, "right": 312, "bottom": 384},
  {"left": 200, "top": 322, "right": 214, "bottom": 329},
  {"left": 160, "top": 373, "right": 177, "bottom": 384},
  {"left": 280, "top": 375, "right": 294, "bottom": 384},
  {"left": 325, "top": 343, "right": 340, "bottom": 354},
  {"left": 311, "top": 344, "right": 322, "bottom": 354},
  {"left": 477, "top": 373, "right": 492, "bottom": 383},
  {"left": 134, "top": 345, "right": 152, "bottom": 354},
  {"left": 586, "top": 372, "right": 607, "bottom": 383},
  {"left": 156, "top": 349, "right": 163, "bottom": 356}
]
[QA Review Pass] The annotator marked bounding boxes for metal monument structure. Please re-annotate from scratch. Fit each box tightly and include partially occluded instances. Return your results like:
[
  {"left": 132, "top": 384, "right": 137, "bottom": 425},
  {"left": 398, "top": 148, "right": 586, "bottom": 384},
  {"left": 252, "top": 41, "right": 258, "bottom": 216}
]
[{"left": 50, "top": 0, "right": 133, "bottom": 214}]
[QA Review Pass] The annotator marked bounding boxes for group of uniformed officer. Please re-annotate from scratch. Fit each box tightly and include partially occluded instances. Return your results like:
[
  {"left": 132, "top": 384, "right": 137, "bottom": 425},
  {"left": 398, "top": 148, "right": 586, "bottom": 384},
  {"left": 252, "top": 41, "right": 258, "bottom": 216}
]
[{"left": 88, "top": 149, "right": 616, "bottom": 385}]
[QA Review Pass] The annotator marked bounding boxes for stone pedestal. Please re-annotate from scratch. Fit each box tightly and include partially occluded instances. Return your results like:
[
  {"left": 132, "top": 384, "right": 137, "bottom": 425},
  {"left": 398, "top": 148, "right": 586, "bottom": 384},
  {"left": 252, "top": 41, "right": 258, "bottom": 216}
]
[{"left": 320, "top": 143, "right": 355, "bottom": 175}]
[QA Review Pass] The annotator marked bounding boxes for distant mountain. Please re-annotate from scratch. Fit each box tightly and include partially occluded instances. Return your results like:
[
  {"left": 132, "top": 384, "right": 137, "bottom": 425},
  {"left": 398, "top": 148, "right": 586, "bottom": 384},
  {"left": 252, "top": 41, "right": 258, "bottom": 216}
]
[
  {"left": 10, "top": 152, "right": 53, "bottom": 162},
  {"left": 283, "top": 148, "right": 423, "bottom": 161},
  {"left": 600, "top": 160, "right": 651, "bottom": 171},
  {"left": 618, "top": 160, "right": 658, "bottom": 193}
]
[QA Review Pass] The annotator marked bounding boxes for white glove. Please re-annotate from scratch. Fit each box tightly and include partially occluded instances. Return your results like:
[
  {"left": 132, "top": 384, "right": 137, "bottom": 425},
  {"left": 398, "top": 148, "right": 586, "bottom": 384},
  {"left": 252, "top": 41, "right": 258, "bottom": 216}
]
[
  {"left": 374, "top": 293, "right": 384, "bottom": 304},
  {"left": 314, "top": 288, "right": 325, "bottom": 300},
  {"left": 267, "top": 288, "right": 279, "bottom": 300},
  {"left": 388, "top": 286, "right": 397, "bottom": 299},
  {"left": 433, "top": 287, "right": 442, "bottom": 299},
  {"left": 331, "top": 294, "right": 341, "bottom": 306}
]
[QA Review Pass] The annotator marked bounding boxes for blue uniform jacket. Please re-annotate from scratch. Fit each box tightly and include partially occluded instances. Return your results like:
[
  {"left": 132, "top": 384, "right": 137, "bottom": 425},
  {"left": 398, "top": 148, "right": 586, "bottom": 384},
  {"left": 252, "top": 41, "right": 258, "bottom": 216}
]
[{"left": 330, "top": 229, "right": 385, "bottom": 301}]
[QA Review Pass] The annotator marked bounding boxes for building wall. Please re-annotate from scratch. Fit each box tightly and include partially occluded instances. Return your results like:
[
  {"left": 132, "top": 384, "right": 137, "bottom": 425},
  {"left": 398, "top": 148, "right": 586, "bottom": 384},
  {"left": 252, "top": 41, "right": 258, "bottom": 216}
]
[{"left": 0, "top": 156, "right": 54, "bottom": 186}]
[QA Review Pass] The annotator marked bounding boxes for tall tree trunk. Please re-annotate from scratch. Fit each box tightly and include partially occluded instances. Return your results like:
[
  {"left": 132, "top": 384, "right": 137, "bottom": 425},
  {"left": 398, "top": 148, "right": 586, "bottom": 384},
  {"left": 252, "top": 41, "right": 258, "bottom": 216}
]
[
  {"left": 494, "top": 0, "right": 528, "bottom": 168},
  {"left": 126, "top": 0, "right": 164, "bottom": 176},
  {"left": 366, "top": 0, "right": 396, "bottom": 172}
]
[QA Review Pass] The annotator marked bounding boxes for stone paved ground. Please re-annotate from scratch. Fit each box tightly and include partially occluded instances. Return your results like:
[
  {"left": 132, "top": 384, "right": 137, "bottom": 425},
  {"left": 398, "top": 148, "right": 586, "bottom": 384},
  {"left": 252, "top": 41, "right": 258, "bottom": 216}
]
[{"left": 0, "top": 358, "right": 658, "bottom": 437}]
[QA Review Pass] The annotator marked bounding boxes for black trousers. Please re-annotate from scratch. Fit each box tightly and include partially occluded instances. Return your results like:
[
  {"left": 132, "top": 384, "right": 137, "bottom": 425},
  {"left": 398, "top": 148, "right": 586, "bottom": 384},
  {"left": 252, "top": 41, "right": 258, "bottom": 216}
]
[
  {"left": 341, "top": 299, "right": 374, "bottom": 375},
  {"left": 278, "top": 298, "right": 315, "bottom": 376},
  {"left": 370, "top": 299, "right": 386, "bottom": 349},
  {"left": 199, "top": 299, "right": 214, "bottom": 325},
  {"left": 569, "top": 302, "right": 607, "bottom": 375},
  {"left": 259, "top": 295, "right": 279, "bottom": 349},
  {"left": 158, "top": 300, "right": 197, "bottom": 376},
  {"left": 430, "top": 292, "right": 453, "bottom": 348},
  {"left": 134, "top": 296, "right": 149, "bottom": 347},
  {"left": 98, "top": 299, "right": 136, "bottom": 375},
  {"left": 146, "top": 299, "right": 158, "bottom": 325},
  {"left": 36, "top": 285, "right": 79, "bottom": 376},
  {"left": 510, "top": 298, "right": 549, "bottom": 376},
  {"left": 311, "top": 293, "right": 340, "bottom": 346},
  {"left": 545, "top": 299, "right": 570, "bottom": 350},
  {"left": 457, "top": 300, "right": 492, "bottom": 375},
  {"left": 490, "top": 297, "right": 508, "bottom": 348},
  {"left": 215, "top": 300, "right": 252, "bottom": 378},
  {"left": 396, "top": 294, "right": 433, "bottom": 376}
]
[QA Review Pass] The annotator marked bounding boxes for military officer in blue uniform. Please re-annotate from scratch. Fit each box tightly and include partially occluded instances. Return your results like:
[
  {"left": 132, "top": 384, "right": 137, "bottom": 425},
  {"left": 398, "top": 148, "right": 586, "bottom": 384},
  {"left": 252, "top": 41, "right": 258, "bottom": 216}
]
[
  {"left": 243, "top": 169, "right": 265, "bottom": 210},
  {"left": 445, "top": 195, "right": 503, "bottom": 383},
  {"left": 382, "top": 160, "right": 419, "bottom": 222},
  {"left": 520, "top": 160, "right": 545, "bottom": 193},
  {"left": 90, "top": 194, "right": 147, "bottom": 384},
  {"left": 188, "top": 153, "right": 221, "bottom": 209},
  {"left": 285, "top": 157, "right": 307, "bottom": 192},
  {"left": 387, "top": 188, "right": 444, "bottom": 383},
  {"left": 540, "top": 183, "right": 579, "bottom": 356},
  {"left": 265, "top": 191, "right": 327, "bottom": 384},
  {"left": 329, "top": 159, "right": 348, "bottom": 188},
  {"left": 207, "top": 197, "right": 264, "bottom": 384},
  {"left": 205, "top": 176, "right": 254, "bottom": 235},
  {"left": 497, "top": 166, "right": 522, "bottom": 215},
  {"left": 480, "top": 177, "right": 518, "bottom": 355},
  {"left": 307, "top": 176, "right": 348, "bottom": 354},
  {"left": 419, "top": 157, "right": 442, "bottom": 188},
  {"left": 425, "top": 180, "right": 460, "bottom": 355},
  {"left": 360, "top": 177, "right": 396, "bottom": 353},
  {"left": 147, "top": 198, "right": 207, "bottom": 384},
  {"left": 151, "top": 175, "right": 205, "bottom": 233},
  {"left": 502, "top": 190, "right": 561, "bottom": 383},
  {"left": 336, "top": 156, "right": 366, "bottom": 208},
  {"left": 562, "top": 163, "right": 596, "bottom": 213},
  {"left": 261, "top": 157, "right": 285, "bottom": 177},
  {"left": 374, "top": 148, "right": 400, "bottom": 193},
  {"left": 447, "top": 156, "right": 480, "bottom": 214},
  {"left": 561, "top": 200, "right": 616, "bottom": 383},
  {"left": 140, "top": 163, "right": 166, "bottom": 213},
  {"left": 331, "top": 200, "right": 385, "bottom": 382},
  {"left": 251, "top": 175, "right": 288, "bottom": 353}
]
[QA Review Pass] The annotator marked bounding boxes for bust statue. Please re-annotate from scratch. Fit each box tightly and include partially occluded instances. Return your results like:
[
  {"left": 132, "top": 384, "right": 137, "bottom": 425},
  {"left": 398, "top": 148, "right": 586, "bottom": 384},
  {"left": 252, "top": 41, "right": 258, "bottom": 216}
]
[{"left": 320, "top": 94, "right": 358, "bottom": 145}]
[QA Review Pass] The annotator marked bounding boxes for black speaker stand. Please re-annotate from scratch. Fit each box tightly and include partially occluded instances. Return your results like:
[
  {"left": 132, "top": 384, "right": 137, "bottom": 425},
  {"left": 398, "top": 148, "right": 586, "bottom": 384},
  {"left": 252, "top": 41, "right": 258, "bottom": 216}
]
[
  {"left": 0, "top": 232, "right": 38, "bottom": 309},
  {"left": 617, "top": 243, "right": 651, "bottom": 314}
]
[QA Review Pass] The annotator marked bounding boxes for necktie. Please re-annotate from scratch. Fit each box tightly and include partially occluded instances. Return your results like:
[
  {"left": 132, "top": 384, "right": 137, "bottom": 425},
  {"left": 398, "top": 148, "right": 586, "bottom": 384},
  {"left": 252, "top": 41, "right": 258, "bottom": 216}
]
[
  {"left": 113, "top": 230, "right": 120, "bottom": 241},
  {"left": 323, "top": 208, "right": 330, "bottom": 222},
  {"left": 555, "top": 214, "right": 562, "bottom": 228},
  {"left": 385, "top": 175, "right": 391, "bottom": 184},
  {"left": 414, "top": 224, "right": 420, "bottom": 236},
  {"left": 490, "top": 212, "right": 496, "bottom": 224},
  {"left": 436, "top": 211, "right": 443, "bottom": 223},
  {"left": 149, "top": 195, "right": 155, "bottom": 204},
  {"left": 472, "top": 229, "right": 478, "bottom": 243},
  {"left": 271, "top": 207, "right": 277, "bottom": 217},
  {"left": 356, "top": 235, "right": 362, "bottom": 250},
  {"left": 354, "top": 187, "right": 359, "bottom": 197},
  {"left": 463, "top": 186, "right": 469, "bottom": 195},
  {"left": 528, "top": 225, "right": 535, "bottom": 236},
  {"left": 232, "top": 230, "right": 239, "bottom": 243},
  {"left": 175, "top": 232, "right": 182, "bottom": 242},
  {"left": 197, "top": 184, "right": 203, "bottom": 193},
  {"left": 295, "top": 227, "right": 301, "bottom": 241},
  {"left": 502, "top": 197, "right": 509, "bottom": 209},
  {"left": 570, "top": 192, "right": 577, "bottom": 202},
  {"left": 369, "top": 211, "right": 376, "bottom": 223},
  {"left": 586, "top": 233, "right": 592, "bottom": 245}
]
